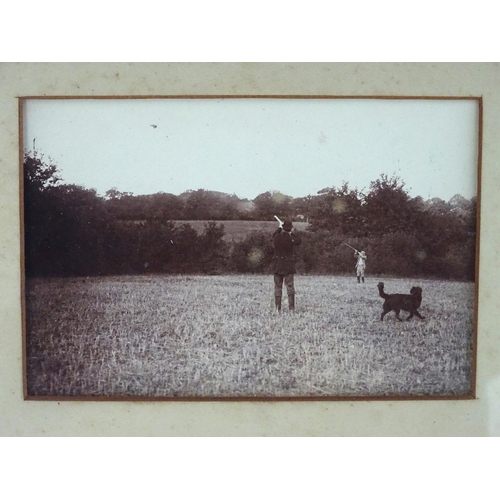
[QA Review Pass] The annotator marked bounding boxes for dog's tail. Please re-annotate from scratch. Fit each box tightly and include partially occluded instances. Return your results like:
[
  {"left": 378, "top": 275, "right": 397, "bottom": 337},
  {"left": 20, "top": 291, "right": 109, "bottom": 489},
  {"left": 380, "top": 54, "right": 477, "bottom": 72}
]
[{"left": 377, "top": 282, "right": 390, "bottom": 299}]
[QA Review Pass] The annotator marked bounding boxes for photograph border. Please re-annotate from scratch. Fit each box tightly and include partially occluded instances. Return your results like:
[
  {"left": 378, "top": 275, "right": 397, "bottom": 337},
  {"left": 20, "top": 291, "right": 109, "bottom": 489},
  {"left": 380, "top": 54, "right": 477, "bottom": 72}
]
[
  {"left": 3, "top": 62, "right": 499, "bottom": 436},
  {"left": 19, "top": 94, "right": 482, "bottom": 403}
]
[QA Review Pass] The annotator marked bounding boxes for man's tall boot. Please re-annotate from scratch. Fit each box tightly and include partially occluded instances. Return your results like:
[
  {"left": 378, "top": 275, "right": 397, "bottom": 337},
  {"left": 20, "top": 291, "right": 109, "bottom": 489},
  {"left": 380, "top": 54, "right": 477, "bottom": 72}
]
[
  {"left": 288, "top": 294, "right": 295, "bottom": 311},
  {"left": 275, "top": 296, "right": 282, "bottom": 312},
  {"left": 357, "top": 276, "right": 360, "bottom": 283},
  {"left": 362, "top": 277, "right": 365, "bottom": 283}
]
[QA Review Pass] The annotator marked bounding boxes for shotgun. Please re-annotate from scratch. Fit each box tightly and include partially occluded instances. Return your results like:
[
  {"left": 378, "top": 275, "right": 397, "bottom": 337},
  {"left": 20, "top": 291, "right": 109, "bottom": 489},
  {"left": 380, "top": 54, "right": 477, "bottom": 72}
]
[{"left": 342, "top": 242, "right": 359, "bottom": 253}]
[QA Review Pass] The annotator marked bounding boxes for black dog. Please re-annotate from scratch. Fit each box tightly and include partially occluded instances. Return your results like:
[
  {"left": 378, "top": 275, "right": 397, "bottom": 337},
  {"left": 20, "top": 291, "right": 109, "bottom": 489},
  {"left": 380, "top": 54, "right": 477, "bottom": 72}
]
[{"left": 377, "top": 282, "right": 425, "bottom": 321}]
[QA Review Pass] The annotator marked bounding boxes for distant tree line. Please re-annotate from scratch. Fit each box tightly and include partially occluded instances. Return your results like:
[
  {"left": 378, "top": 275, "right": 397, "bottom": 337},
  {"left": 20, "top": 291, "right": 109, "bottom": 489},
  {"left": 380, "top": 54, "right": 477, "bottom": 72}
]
[
  {"left": 103, "top": 186, "right": 300, "bottom": 222},
  {"left": 24, "top": 153, "right": 477, "bottom": 280}
]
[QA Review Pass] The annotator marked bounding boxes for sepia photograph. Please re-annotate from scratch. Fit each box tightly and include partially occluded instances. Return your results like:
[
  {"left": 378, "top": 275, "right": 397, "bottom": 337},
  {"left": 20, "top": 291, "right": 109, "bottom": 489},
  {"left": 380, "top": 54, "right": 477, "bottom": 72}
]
[{"left": 21, "top": 96, "right": 480, "bottom": 400}]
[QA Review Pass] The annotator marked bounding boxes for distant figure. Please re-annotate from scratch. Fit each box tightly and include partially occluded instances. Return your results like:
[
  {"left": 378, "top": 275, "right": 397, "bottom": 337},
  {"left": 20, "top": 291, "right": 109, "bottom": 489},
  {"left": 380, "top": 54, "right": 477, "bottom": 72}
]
[
  {"left": 272, "top": 219, "right": 301, "bottom": 311},
  {"left": 355, "top": 250, "right": 367, "bottom": 283}
]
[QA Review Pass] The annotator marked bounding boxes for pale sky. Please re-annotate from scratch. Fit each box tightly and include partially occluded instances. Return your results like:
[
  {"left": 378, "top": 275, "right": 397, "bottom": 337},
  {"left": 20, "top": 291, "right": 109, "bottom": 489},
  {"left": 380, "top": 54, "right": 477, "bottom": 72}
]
[{"left": 23, "top": 97, "right": 479, "bottom": 201}]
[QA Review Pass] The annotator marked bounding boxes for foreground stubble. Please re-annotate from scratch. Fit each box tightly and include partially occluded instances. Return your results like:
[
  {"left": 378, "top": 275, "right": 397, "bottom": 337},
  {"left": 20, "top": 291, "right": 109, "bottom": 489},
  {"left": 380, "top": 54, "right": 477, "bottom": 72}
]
[{"left": 25, "top": 275, "right": 474, "bottom": 398}]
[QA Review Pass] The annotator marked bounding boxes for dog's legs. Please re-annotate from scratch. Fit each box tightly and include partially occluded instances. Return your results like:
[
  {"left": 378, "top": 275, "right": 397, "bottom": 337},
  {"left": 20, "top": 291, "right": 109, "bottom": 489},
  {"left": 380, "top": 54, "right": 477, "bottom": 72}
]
[
  {"left": 381, "top": 305, "right": 391, "bottom": 321},
  {"left": 414, "top": 310, "right": 425, "bottom": 319},
  {"left": 394, "top": 309, "right": 403, "bottom": 321},
  {"left": 381, "top": 303, "right": 392, "bottom": 321}
]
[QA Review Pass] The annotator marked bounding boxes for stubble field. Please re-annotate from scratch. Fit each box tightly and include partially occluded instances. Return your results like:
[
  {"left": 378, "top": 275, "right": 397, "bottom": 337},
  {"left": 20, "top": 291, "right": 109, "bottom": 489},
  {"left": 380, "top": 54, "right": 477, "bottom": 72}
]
[{"left": 25, "top": 275, "right": 475, "bottom": 399}]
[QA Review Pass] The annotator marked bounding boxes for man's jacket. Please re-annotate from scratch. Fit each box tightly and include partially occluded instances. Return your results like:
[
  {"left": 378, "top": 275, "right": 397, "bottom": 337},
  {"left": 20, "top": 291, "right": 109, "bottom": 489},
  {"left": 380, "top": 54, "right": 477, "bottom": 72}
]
[{"left": 272, "top": 228, "right": 301, "bottom": 274}]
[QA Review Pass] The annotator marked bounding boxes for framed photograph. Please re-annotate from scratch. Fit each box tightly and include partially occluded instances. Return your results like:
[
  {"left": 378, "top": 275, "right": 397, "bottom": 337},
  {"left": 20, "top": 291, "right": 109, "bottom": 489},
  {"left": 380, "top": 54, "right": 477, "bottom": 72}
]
[{"left": 20, "top": 95, "right": 481, "bottom": 401}]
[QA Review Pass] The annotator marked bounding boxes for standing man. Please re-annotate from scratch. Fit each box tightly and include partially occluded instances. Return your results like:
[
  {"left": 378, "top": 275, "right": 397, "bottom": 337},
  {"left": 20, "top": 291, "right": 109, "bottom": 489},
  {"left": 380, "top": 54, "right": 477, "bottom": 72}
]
[
  {"left": 354, "top": 250, "right": 367, "bottom": 283},
  {"left": 272, "top": 219, "right": 301, "bottom": 311}
]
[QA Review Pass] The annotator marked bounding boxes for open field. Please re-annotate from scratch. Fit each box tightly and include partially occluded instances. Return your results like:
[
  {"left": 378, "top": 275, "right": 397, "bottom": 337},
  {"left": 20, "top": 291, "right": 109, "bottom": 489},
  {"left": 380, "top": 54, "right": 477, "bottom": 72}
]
[
  {"left": 25, "top": 275, "right": 475, "bottom": 399},
  {"left": 171, "top": 220, "right": 309, "bottom": 242}
]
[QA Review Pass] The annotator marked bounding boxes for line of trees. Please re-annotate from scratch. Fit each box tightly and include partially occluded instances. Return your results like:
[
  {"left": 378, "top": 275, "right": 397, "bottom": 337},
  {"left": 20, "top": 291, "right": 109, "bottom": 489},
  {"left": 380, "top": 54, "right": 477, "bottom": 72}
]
[
  {"left": 23, "top": 153, "right": 477, "bottom": 280},
  {"left": 103, "top": 187, "right": 298, "bottom": 222}
]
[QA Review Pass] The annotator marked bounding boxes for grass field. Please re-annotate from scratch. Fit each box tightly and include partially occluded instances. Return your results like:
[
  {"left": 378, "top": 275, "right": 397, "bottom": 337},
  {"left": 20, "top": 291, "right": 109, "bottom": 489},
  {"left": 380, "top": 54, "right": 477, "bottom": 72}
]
[{"left": 25, "top": 275, "right": 475, "bottom": 399}]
